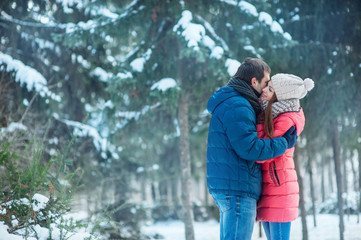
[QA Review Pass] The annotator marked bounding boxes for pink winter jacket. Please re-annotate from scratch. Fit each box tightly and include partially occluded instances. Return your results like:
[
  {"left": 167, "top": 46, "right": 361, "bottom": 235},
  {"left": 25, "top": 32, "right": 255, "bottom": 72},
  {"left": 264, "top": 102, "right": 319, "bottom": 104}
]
[{"left": 256, "top": 108, "right": 305, "bottom": 222}]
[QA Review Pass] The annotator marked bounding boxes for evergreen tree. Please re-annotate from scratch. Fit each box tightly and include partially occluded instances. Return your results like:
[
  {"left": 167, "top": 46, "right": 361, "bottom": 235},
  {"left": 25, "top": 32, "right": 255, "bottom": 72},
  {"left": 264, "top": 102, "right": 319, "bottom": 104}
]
[{"left": 1, "top": 0, "right": 143, "bottom": 238}]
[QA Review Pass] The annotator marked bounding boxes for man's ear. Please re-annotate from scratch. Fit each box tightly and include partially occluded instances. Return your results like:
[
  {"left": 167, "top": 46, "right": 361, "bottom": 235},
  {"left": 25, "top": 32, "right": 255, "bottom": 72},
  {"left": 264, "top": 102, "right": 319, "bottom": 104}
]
[{"left": 250, "top": 77, "right": 257, "bottom": 88}]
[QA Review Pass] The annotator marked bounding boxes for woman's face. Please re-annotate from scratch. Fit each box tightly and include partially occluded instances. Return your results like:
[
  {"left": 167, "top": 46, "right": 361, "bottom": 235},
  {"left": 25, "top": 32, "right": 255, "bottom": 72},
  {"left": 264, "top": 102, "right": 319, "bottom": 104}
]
[{"left": 261, "top": 80, "right": 275, "bottom": 101}]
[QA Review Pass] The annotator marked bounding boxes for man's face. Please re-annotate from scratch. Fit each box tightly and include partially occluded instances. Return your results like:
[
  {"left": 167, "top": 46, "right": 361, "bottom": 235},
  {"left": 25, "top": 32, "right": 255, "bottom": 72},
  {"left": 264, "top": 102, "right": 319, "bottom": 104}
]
[{"left": 253, "top": 71, "right": 270, "bottom": 94}]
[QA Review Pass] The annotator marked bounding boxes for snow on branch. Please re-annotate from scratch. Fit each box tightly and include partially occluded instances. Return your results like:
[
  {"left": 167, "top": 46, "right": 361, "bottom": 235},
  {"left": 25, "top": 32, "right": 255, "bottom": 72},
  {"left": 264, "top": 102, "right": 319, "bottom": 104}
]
[
  {"left": 53, "top": 114, "right": 119, "bottom": 160},
  {"left": 0, "top": 52, "right": 61, "bottom": 102},
  {"left": 56, "top": 0, "right": 88, "bottom": 14},
  {"left": 65, "top": 0, "right": 141, "bottom": 33},
  {"left": 173, "top": 10, "right": 206, "bottom": 51},
  {"left": 1, "top": 0, "right": 141, "bottom": 35},
  {"left": 130, "top": 48, "right": 152, "bottom": 72},
  {"left": 225, "top": 59, "right": 241, "bottom": 76},
  {"left": 151, "top": 78, "right": 179, "bottom": 92},
  {"left": 114, "top": 103, "right": 161, "bottom": 131},
  {"left": 220, "top": 0, "right": 258, "bottom": 17},
  {"left": 0, "top": 11, "right": 66, "bottom": 29},
  {"left": 90, "top": 67, "right": 133, "bottom": 83},
  {"left": 194, "top": 15, "right": 230, "bottom": 52},
  {"left": 20, "top": 32, "right": 61, "bottom": 55},
  {"left": 174, "top": 10, "right": 225, "bottom": 60},
  {"left": 219, "top": 0, "right": 293, "bottom": 40},
  {"left": 259, "top": 12, "right": 292, "bottom": 40}
]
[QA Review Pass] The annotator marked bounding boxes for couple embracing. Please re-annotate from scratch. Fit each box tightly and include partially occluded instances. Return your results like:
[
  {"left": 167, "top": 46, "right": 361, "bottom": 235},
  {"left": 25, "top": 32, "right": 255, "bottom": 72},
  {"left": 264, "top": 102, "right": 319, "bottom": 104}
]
[{"left": 207, "top": 58, "right": 314, "bottom": 240}]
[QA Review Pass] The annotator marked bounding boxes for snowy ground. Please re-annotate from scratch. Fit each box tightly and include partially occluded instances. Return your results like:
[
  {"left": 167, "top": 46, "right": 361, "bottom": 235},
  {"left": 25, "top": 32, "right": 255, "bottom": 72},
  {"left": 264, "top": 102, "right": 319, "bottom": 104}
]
[
  {"left": 2, "top": 213, "right": 360, "bottom": 239},
  {"left": 142, "top": 214, "right": 361, "bottom": 240}
]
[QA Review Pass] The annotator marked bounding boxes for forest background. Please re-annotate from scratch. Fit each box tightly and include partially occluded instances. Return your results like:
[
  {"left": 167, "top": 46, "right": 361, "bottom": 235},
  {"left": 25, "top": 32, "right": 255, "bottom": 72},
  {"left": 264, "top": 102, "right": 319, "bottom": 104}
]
[{"left": 0, "top": 0, "right": 360, "bottom": 240}]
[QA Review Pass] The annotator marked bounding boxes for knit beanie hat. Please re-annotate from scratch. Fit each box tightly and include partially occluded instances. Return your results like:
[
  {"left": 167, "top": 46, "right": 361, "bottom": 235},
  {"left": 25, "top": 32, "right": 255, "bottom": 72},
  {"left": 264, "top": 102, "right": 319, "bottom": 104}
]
[{"left": 271, "top": 73, "right": 314, "bottom": 101}]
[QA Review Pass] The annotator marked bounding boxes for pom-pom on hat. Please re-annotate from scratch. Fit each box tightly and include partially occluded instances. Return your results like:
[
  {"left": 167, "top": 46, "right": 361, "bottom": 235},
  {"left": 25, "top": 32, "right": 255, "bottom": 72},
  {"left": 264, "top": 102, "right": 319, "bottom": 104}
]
[{"left": 271, "top": 73, "right": 314, "bottom": 101}]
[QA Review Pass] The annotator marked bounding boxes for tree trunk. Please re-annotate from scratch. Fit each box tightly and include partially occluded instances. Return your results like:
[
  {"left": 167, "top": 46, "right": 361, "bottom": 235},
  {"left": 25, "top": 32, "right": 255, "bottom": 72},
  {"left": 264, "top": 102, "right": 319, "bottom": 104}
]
[
  {"left": 159, "top": 180, "right": 168, "bottom": 204},
  {"left": 342, "top": 150, "right": 350, "bottom": 220},
  {"left": 306, "top": 144, "right": 317, "bottom": 227},
  {"left": 328, "top": 157, "right": 334, "bottom": 194},
  {"left": 357, "top": 148, "right": 361, "bottom": 223},
  {"left": 349, "top": 150, "right": 358, "bottom": 221},
  {"left": 349, "top": 150, "right": 357, "bottom": 193},
  {"left": 151, "top": 183, "right": 157, "bottom": 202},
  {"left": 331, "top": 119, "right": 344, "bottom": 240},
  {"left": 178, "top": 92, "right": 195, "bottom": 240},
  {"left": 357, "top": 114, "right": 361, "bottom": 223},
  {"left": 171, "top": 177, "right": 180, "bottom": 216},
  {"left": 342, "top": 150, "right": 348, "bottom": 194},
  {"left": 294, "top": 144, "right": 308, "bottom": 240},
  {"left": 321, "top": 155, "right": 326, "bottom": 202},
  {"left": 140, "top": 173, "right": 147, "bottom": 201}
]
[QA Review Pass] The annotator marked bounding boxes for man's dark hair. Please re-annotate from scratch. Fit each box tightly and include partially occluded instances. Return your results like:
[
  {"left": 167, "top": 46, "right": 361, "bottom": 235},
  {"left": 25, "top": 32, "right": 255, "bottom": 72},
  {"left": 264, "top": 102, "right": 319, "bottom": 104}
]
[{"left": 233, "top": 57, "right": 271, "bottom": 85}]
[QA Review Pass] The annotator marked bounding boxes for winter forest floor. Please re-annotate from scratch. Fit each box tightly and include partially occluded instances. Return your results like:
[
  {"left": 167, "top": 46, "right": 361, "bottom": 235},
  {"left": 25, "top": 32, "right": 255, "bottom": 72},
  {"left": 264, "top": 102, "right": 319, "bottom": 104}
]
[
  {"left": 142, "top": 214, "right": 361, "bottom": 240},
  {"left": 1, "top": 212, "right": 360, "bottom": 239}
]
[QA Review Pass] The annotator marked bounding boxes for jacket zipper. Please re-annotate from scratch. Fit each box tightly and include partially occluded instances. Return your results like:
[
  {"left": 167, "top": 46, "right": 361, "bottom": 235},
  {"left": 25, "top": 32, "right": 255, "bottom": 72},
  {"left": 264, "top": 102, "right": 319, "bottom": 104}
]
[{"left": 273, "top": 162, "right": 281, "bottom": 186}]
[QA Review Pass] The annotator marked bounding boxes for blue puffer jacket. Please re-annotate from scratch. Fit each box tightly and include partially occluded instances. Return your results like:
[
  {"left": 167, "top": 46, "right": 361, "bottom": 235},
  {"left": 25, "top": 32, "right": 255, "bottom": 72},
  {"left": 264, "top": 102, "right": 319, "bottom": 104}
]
[{"left": 207, "top": 87, "right": 288, "bottom": 200}]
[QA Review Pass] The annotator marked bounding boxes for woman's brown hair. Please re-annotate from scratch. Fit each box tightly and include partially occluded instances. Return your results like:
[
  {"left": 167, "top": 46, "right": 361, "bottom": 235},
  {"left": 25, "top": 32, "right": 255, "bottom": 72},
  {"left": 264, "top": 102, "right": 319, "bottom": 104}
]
[{"left": 264, "top": 94, "right": 278, "bottom": 138}]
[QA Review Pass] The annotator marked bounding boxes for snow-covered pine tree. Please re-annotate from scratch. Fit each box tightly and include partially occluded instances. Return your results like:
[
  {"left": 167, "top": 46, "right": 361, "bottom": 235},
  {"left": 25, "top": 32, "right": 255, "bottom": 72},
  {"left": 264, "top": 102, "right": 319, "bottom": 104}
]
[
  {"left": 1, "top": 0, "right": 295, "bottom": 238},
  {"left": 1, "top": 1, "right": 146, "bottom": 238}
]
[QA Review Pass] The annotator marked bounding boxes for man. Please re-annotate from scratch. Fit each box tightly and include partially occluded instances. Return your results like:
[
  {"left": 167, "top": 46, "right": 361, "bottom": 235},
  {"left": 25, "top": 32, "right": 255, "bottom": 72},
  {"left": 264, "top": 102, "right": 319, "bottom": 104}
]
[{"left": 207, "top": 58, "right": 297, "bottom": 240}]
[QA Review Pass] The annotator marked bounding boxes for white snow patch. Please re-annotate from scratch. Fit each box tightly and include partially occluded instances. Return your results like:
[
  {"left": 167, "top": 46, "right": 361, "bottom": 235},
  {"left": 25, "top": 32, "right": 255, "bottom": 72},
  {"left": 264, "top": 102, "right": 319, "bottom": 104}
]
[
  {"left": 23, "top": 99, "right": 30, "bottom": 106},
  {"left": 173, "top": 10, "right": 205, "bottom": 51},
  {"left": 130, "top": 49, "right": 152, "bottom": 72},
  {"left": 328, "top": 68, "right": 332, "bottom": 75},
  {"left": 239, "top": 1, "right": 258, "bottom": 17},
  {"left": 142, "top": 215, "right": 361, "bottom": 240},
  {"left": 220, "top": 0, "right": 258, "bottom": 17},
  {"left": 32, "top": 194, "right": 49, "bottom": 211},
  {"left": 116, "top": 71, "right": 133, "bottom": 79},
  {"left": 1, "top": 122, "right": 28, "bottom": 133},
  {"left": 283, "top": 32, "right": 292, "bottom": 40},
  {"left": 258, "top": 12, "right": 285, "bottom": 34},
  {"left": 130, "top": 58, "right": 146, "bottom": 72},
  {"left": 291, "top": 14, "right": 300, "bottom": 21},
  {"left": 210, "top": 46, "right": 224, "bottom": 59},
  {"left": 259, "top": 11, "right": 273, "bottom": 25},
  {"left": 0, "top": 210, "right": 92, "bottom": 240},
  {"left": 56, "top": 0, "right": 86, "bottom": 14},
  {"left": 114, "top": 103, "right": 161, "bottom": 131},
  {"left": 90, "top": 67, "right": 112, "bottom": 82},
  {"left": 202, "top": 35, "right": 215, "bottom": 49},
  {"left": 151, "top": 78, "right": 178, "bottom": 92},
  {"left": 53, "top": 115, "right": 120, "bottom": 160},
  {"left": 0, "top": 52, "right": 61, "bottom": 102},
  {"left": 271, "top": 21, "right": 284, "bottom": 34},
  {"left": 225, "top": 58, "right": 241, "bottom": 76}
]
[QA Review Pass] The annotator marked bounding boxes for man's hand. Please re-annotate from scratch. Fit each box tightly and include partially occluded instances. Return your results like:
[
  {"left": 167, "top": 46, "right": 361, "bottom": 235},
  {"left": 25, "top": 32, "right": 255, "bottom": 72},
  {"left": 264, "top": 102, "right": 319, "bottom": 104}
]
[{"left": 282, "top": 126, "right": 298, "bottom": 149}]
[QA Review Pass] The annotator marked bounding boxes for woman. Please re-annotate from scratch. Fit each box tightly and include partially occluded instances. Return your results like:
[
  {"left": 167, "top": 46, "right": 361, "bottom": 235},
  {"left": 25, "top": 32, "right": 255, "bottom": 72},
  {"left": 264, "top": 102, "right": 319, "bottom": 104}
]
[{"left": 256, "top": 73, "right": 314, "bottom": 240}]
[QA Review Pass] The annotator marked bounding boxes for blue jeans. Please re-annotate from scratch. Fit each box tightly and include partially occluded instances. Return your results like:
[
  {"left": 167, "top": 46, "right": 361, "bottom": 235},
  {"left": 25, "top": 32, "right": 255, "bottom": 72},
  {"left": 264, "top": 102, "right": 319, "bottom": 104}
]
[
  {"left": 211, "top": 193, "right": 257, "bottom": 240},
  {"left": 262, "top": 221, "right": 291, "bottom": 240}
]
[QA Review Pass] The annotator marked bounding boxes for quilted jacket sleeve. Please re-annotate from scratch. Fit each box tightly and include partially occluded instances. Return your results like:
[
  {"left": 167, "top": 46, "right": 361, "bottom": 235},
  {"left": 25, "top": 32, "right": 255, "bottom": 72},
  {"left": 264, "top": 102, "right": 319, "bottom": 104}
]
[
  {"left": 272, "top": 115, "right": 296, "bottom": 138},
  {"left": 257, "top": 115, "right": 296, "bottom": 164},
  {"left": 224, "top": 104, "right": 288, "bottom": 162}
]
